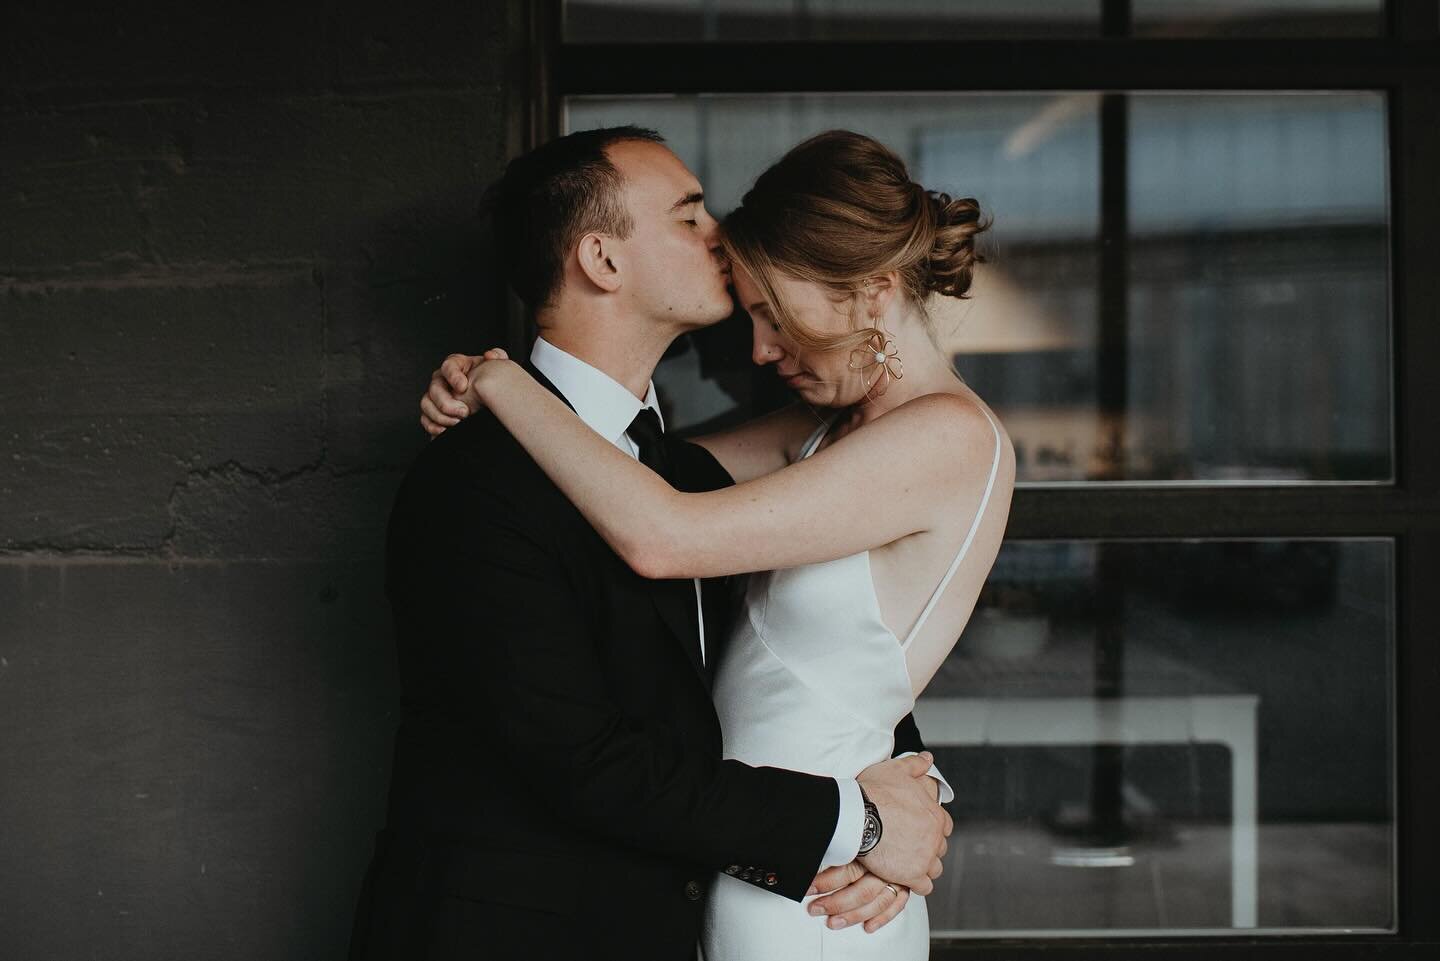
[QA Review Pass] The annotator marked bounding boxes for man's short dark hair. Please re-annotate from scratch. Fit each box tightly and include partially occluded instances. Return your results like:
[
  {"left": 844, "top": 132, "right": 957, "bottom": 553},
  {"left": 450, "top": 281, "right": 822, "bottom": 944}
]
[{"left": 484, "top": 125, "right": 666, "bottom": 311}]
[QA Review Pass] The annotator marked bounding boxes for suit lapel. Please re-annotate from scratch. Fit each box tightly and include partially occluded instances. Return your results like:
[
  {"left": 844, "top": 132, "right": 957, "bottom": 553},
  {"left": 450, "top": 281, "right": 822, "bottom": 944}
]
[
  {"left": 526, "top": 362, "right": 708, "bottom": 688},
  {"left": 652, "top": 575, "right": 708, "bottom": 686}
]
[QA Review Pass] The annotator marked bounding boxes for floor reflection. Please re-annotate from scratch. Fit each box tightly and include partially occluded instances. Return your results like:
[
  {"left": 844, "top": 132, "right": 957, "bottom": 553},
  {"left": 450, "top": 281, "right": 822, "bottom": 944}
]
[{"left": 928, "top": 820, "right": 1391, "bottom": 934}]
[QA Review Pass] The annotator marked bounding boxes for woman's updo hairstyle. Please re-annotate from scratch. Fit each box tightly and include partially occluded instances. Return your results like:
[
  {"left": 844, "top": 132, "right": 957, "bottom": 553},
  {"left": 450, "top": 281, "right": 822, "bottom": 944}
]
[{"left": 721, "top": 129, "right": 990, "bottom": 353}]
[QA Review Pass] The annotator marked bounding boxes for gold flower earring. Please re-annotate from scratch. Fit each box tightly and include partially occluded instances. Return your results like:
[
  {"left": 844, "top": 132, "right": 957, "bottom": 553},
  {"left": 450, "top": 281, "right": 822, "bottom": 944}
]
[
  {"left": 847, "top": 278, "right": 903, "bottom": 400},
  {"left": 848, "top": 326, "right": 903, "bottom": 400}
]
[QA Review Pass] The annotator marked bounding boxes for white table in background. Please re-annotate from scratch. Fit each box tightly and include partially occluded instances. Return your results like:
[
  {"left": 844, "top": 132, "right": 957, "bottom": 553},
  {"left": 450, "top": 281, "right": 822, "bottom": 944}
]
[{"left": 914, "top": 694, "right": 1259, "bottom": 929}]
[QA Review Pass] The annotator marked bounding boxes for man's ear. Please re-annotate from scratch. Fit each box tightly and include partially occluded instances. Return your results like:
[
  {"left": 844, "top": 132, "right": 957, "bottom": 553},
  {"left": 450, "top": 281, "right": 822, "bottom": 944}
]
[{"left": 575, "top": 232, "right": 623, "bottom": 293}]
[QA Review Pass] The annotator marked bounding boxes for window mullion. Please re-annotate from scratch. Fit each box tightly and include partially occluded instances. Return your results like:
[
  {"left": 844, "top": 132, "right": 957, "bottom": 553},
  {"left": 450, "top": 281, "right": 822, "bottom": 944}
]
[{"left": 1006, "top": 487, "right": 1439, "bottom": 540}]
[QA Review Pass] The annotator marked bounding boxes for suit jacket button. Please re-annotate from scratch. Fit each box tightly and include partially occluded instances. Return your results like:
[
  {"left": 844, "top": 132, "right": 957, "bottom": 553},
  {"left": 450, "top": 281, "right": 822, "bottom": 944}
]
[
  {"left": 685, "top": 880, "right": 703, "bottom": 901},
  {"left": 724, "top": 864, "right": 741, "bottom": 876},
  {"left": 764, "top": 872, "right": 779, "bottom": 886}
]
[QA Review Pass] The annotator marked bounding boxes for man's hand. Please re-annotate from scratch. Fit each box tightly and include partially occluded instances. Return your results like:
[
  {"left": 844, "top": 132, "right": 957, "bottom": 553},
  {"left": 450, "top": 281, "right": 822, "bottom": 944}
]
[
  {"left": 855, "top": 752, "right": 951, "bottom": 895},
  {"left": 420, "top": 349, "right": 509, "bottom": 436},
  {"left": 805, "top": 862, "right": 911, "bottom": 933}
]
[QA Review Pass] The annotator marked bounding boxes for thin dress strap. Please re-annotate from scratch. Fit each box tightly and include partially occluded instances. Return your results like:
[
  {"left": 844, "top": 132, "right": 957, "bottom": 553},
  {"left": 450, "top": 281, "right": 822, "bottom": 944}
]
[
  {"left": 899, "top": 407, "right": 1003, "bottom": 651},
  {"left": 797, "top": 414, "right": 838, "bottom": 461}
]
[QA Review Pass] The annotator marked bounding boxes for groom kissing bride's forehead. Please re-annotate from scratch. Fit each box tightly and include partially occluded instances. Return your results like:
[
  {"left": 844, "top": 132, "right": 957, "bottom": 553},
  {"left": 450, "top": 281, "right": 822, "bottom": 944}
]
[
  {"left": 348, "top": 125, "right": 963, "bottom": 961},
  {"left": 490, "top": 126, "right": 736, "bottom": 347}
]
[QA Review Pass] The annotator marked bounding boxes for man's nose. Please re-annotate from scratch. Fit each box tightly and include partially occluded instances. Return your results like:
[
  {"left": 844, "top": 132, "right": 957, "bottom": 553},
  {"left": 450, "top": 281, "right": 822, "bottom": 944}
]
[{"left": 702, "top": 215, "right": 723, "bottom": 249}]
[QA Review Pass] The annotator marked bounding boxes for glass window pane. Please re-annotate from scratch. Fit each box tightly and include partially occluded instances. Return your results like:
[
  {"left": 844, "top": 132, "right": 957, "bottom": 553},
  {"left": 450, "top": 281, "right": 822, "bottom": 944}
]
[
  {"left": 919, "top": 538, "right": 1394, "bottom": 935},
  {"left": 565, "top": 0, "right": 1102, "bottom": 43},
  {"left": 563, "top": 0, "right": 1381, "bottom": 42},
  {"left": 565, "top": 92, "right": 1393, "bottom": 484},
  {"left": 1122, "top": 93, "right": 1390, "bottom": 484}
]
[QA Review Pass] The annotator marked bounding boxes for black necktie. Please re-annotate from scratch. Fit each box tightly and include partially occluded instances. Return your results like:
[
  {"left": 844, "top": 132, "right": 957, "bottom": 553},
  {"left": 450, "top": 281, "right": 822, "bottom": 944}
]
[
  {"left": 630, "top": 406, "right": 710, "bottom": 671},
  {"left": 627, "top": 407, "right": 673, "bottom": 483}
]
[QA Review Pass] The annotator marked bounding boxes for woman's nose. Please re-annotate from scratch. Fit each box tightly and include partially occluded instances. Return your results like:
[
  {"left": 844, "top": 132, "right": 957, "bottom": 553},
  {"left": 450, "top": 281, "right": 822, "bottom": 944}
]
[{"left": 752, "top": 333, "right": 782, "bottom": 366}]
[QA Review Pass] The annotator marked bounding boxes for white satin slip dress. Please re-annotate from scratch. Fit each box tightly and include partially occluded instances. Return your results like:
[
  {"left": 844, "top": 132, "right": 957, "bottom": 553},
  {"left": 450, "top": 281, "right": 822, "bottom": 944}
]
[{"left": 700, "top": 406, "right": 1003, "bottom": 961}]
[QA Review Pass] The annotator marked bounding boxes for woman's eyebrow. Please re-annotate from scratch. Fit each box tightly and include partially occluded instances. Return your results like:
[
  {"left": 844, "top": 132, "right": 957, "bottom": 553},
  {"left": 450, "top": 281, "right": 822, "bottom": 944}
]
[{"left": 669, "top": 190, "right": 705, "bottom": 212}]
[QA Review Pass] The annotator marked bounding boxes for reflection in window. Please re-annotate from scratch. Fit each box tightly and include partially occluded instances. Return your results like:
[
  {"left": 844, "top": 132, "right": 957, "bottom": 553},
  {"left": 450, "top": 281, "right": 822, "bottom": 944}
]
[
  {"left": 563, "top": 0, "right": 1381, "bottom": 42},
  {"left": 919, "top": 539, "right": 1394, "bottom": 935},
  {"left": 566, "top": 91, "right": 1391, "bottom": 483}
]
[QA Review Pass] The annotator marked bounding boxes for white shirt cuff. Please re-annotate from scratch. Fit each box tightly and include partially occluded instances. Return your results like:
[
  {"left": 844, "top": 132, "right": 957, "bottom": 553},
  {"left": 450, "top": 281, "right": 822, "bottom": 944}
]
[
  {"left": 822, "top": 778, "right": 865, "bottom": 868},
  {"left": 895, "top": 750, "right": 955, "bottom": 804}
]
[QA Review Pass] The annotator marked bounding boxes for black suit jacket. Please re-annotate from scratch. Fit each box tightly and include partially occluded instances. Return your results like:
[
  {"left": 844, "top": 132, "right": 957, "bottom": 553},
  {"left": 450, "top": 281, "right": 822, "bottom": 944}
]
[{"left": 349, "top": 366, "right": 930, "bottom": 961}]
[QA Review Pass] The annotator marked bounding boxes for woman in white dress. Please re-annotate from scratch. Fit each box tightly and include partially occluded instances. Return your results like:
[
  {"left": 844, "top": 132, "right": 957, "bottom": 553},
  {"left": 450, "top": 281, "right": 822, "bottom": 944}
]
[{"left": 422, "top": 130, "right": 1015, "bottom": 960}]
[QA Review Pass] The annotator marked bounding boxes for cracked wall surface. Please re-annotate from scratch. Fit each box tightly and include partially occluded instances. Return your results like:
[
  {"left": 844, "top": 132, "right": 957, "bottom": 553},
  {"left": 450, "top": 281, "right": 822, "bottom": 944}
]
[{"left": 0, "top": 3, "right": 527, "bottom": 957}]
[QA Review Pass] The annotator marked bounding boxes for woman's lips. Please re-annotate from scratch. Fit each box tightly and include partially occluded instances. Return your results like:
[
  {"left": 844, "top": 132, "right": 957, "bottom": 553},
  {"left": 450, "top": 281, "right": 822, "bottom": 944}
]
[{"left": 781, "top": 372, "right": 807, "bottom": 387}]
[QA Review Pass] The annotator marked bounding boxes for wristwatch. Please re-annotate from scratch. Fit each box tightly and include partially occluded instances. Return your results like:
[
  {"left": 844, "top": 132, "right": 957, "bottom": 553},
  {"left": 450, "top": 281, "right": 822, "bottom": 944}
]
[{"left": 857, "top": 785, "right": 883, "bottom": 856}]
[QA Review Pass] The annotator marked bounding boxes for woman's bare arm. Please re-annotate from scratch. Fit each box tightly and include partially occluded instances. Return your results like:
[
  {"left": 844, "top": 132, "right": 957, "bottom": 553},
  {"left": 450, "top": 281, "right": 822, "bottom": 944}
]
[
  {"left": 470, "top": 356, "right": 1000, "bottom": 581},
  {"left": 419, "top": 352, "right": 824, "bottom": 484}
]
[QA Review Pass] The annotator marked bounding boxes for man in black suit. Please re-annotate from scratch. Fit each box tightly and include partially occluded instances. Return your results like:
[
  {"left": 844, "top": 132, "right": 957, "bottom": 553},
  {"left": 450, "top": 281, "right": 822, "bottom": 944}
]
[{"left": 349, "top": 126, "right": 951, "bottom": 961}]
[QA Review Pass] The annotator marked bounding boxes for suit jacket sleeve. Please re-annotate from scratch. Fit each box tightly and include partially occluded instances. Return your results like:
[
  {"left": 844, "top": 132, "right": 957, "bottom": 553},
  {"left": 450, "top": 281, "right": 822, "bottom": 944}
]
[
  {"left": 893, "top": 713, "right": 927, "bottom": 756},
  {"left": 406, "top": 425, "right": 837, "bottom": 902}
]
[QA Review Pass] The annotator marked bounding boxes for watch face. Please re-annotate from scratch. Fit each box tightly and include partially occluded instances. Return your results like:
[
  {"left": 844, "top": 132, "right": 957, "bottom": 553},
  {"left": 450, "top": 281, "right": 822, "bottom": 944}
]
[
  {"left": 858, "top": 787, "right": 883, "bottom": 855},
  {"left": 860, "top": 809, "right": 882, "bottom": 854}
]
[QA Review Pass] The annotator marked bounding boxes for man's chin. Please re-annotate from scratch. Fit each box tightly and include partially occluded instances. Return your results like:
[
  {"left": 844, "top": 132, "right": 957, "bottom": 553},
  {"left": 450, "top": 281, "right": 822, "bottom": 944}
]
[{"left": 689, "top": 299, "right": 737, "bottom": 328}]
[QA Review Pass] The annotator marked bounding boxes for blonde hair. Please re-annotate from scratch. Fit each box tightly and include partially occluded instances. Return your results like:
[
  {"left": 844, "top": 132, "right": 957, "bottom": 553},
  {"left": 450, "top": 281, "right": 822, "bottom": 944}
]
[{"left": 721, "top": 130, "right": 990, "bottom": 354}]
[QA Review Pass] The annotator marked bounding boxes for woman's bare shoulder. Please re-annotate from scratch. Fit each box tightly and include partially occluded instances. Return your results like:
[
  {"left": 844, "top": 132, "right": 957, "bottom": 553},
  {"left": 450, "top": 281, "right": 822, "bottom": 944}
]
[
  {"left": 880, "top": 391, "right": 1003, "bottom": 451},
  {"left": 853, "top": 390, "right": 1013, "bottom": 492}
]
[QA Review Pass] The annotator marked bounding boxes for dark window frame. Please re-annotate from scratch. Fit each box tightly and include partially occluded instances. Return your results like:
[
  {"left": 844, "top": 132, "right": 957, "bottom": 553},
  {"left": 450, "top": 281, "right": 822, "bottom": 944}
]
[{"left": 526, "top": 1, "right": 1440, "bottom": 955}]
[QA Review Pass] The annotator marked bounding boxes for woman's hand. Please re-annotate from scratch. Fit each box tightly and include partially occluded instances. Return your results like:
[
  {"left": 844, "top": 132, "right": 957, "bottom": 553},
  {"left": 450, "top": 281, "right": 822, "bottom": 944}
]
[
  {"left": 419, "top": 348, "right": 510, "bottom": 437},
  {"left": 806, "top": 861, "right": 912, "bottom": 933}
]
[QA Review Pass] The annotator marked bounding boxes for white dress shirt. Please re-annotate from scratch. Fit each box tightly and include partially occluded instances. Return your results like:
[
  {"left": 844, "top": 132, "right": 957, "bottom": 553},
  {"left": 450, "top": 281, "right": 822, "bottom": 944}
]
[
  {"left": 531, "top": 336, "right": 706, "bottom": 658},
  {"left": 528, "top": 336, "right": 951, "bottom": 872}
]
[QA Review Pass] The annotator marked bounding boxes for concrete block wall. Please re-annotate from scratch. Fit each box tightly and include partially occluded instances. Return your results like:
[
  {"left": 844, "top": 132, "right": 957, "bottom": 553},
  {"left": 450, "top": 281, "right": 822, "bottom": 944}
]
[{"left": 0, "top": 4, "right": 529, "bottom": 957}]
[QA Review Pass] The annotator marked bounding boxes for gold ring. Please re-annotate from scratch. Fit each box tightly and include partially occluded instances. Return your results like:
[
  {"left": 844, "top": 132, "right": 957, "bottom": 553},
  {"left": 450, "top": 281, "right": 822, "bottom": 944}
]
[{"left": 884, "top": 883, "right": 899, "bottom": 898}]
